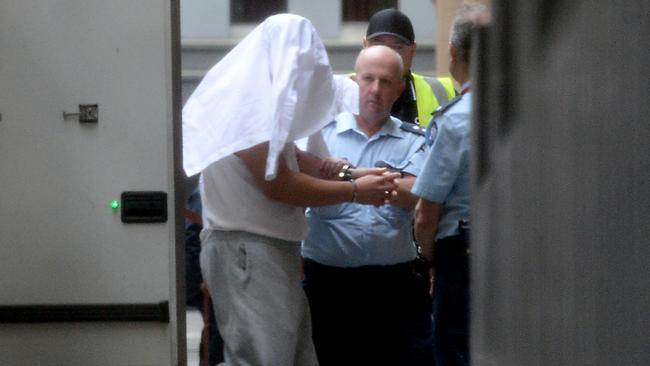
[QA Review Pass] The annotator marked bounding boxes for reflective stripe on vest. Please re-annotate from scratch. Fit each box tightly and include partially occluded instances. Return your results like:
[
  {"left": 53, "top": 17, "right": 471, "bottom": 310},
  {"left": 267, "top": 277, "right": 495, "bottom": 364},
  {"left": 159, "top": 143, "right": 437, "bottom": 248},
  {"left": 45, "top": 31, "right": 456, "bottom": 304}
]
[{"left": 412, "top": 73, "right": 456, "bottom": 127}]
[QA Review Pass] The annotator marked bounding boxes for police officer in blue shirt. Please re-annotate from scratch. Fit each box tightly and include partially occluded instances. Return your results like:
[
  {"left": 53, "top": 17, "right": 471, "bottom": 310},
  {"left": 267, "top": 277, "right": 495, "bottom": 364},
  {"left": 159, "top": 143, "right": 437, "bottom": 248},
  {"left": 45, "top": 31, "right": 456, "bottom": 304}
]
[
  {"left": 411, "top": 5, "right": 490, "bottom": 366},
  {"left": 302, "top": 45, "right": 434, "bottom": 365}
]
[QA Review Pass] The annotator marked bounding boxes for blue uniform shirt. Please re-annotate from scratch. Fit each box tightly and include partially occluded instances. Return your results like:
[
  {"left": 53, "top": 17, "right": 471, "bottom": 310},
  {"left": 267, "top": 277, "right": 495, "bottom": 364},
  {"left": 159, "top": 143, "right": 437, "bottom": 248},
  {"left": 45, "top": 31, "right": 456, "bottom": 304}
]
[
  {"left": 411, "top": 91, "right": 472, "bottom": 240},
  {"left": 302, "top": 112, "right": 427, "bottom": 267}
]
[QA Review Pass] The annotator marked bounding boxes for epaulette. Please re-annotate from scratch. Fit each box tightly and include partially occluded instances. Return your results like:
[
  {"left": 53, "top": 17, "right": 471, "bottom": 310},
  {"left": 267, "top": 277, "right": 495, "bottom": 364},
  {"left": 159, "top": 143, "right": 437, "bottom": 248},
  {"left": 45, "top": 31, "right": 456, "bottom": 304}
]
[
  {"left": 400, "top": 122, "right": 426, "bottom": 136},
  {"left": 430, "top": 95, "right": 463, "bottom": 118}
]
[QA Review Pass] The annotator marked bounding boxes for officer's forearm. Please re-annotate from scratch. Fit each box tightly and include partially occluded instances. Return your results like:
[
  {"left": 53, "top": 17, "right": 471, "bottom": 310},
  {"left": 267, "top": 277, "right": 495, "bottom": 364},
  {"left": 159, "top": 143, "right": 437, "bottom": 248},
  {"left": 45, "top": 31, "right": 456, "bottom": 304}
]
[{"left": 414, "top": 198, "right": 442, "bottom": 260}]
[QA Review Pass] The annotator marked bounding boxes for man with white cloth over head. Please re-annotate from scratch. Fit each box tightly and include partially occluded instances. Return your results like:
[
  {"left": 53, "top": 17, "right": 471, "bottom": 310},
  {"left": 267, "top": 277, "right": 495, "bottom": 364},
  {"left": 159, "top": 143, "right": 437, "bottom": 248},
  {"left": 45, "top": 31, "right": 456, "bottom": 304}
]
[{"left": 182, "top": 14, "right": 400, "bottom": 366}]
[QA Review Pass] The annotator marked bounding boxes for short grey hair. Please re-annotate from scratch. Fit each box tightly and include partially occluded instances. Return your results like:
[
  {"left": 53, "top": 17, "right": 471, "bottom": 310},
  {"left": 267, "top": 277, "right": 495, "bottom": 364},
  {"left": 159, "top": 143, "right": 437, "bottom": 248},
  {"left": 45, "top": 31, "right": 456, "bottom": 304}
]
[{"left": 449, "top": 4, "right": 491, "bottom": 64}]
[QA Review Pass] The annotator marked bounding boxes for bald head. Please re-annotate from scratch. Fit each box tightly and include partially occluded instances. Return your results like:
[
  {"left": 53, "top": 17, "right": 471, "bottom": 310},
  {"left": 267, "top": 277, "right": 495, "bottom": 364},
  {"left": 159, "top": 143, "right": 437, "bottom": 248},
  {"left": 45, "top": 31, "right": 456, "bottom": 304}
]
[
  {"left": 355, "top": 45, "right": 404, "bottom": 80},
  {"left": 354, "top": 45, "right": 406, "bottom": 132}
]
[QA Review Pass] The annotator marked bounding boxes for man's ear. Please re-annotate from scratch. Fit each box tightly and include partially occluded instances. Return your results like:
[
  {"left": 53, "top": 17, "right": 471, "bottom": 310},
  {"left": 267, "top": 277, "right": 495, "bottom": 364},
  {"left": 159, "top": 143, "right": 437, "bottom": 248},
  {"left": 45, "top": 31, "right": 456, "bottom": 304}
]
[{"left": 362, "top": 37, "right": 369, "bottom": 48}]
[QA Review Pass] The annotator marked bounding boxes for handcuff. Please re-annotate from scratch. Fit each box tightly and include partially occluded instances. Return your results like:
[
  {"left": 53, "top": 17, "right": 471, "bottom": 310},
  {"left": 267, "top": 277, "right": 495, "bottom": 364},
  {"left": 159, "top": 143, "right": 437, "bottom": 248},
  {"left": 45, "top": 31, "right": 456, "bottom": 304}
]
[{"left": 337, "top": 163, "right": 354, "bottom": 181}]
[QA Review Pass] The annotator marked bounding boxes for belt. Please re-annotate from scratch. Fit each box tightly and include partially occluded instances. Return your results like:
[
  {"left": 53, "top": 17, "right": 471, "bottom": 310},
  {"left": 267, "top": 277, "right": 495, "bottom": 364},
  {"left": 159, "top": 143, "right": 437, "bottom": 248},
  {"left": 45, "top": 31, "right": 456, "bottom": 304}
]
[{"left": 303, "top": 258, "right": 417, "bottom": 279}]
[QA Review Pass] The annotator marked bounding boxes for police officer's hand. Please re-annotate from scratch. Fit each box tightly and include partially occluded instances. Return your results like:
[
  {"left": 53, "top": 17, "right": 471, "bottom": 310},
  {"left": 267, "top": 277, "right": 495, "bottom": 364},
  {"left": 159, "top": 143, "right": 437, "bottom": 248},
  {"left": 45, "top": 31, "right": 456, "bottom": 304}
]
[
  {"left": 383, "top": 174, "right": 419, "bottom": 209},
  {"left": 353, "top": 172, "right": 400, "bottom": 206},
  {"left": 351, "top": 167, "right": 387, "bottom": 178}
]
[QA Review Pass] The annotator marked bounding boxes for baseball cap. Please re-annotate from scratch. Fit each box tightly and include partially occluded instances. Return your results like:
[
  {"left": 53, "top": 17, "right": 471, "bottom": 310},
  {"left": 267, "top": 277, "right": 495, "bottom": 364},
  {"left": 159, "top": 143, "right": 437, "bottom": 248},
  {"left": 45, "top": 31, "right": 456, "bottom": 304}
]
[{"left": 366, "top": 9, "right": 415, "bottom": 45}]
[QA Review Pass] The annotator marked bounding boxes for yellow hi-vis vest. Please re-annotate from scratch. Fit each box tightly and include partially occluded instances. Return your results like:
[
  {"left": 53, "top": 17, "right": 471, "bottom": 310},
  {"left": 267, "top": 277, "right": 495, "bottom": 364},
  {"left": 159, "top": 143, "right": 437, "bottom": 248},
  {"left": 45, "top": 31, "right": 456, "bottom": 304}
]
[{"left": 411, "top": 73, "right": 456, "bottom": 127}]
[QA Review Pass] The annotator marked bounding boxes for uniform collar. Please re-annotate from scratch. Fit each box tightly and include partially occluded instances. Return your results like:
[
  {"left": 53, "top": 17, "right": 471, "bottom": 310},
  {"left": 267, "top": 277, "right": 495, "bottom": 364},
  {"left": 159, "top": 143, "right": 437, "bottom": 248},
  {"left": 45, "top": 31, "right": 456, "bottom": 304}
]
[
  {"left": 460, "top": 81, "right": 472, "bottom": 95},
  {"left": 335, "top": 113, "right": 404, "bottom": 139}
]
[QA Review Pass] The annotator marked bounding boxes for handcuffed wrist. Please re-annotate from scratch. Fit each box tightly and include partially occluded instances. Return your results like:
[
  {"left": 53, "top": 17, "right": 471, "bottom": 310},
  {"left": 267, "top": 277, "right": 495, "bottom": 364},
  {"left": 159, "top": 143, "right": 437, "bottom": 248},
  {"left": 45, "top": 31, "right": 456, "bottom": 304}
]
[
  {"left": 349, "top": 179, "right": 357, "bottom": 202},
  {"left": 338, "top": 164, "right": 354, "bottom": 181}
]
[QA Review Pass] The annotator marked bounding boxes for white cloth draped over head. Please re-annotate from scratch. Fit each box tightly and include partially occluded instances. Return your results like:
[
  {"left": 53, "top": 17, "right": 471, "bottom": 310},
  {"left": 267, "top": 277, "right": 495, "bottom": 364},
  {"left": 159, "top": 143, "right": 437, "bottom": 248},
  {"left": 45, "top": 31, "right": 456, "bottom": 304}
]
[{"left": 182, "top": 13, "right": 359, "bottom": 179}]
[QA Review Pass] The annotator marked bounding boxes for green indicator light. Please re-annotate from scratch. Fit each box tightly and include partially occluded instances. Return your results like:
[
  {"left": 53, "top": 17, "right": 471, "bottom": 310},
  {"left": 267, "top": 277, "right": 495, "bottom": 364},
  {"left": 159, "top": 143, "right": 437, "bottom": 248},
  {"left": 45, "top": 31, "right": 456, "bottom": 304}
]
[{"left": 111, "top": 200, "right": 120, "bottom": 209}]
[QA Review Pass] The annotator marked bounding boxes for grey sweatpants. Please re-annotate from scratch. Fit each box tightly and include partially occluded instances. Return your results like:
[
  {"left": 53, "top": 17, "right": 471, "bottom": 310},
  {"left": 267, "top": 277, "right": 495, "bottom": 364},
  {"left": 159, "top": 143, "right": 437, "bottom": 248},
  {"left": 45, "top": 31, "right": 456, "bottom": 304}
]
[{"left": 200, "top": 230, "right": 318, "bottom": 366}]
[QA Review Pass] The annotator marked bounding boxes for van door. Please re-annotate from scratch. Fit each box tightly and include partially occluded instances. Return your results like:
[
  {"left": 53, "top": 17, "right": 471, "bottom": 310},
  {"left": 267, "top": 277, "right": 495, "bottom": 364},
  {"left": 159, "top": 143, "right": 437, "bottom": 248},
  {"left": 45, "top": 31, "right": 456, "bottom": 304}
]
[{"left": 0, "top": 1, "right": 183, "bottom": 365}]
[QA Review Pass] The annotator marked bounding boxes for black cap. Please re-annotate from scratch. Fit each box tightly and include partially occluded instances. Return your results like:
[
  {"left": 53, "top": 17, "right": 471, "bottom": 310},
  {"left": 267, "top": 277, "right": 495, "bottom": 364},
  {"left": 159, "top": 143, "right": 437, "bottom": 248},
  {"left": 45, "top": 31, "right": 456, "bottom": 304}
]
[{"left": 366, "top": 9, "right": 415, "bottom": 45}]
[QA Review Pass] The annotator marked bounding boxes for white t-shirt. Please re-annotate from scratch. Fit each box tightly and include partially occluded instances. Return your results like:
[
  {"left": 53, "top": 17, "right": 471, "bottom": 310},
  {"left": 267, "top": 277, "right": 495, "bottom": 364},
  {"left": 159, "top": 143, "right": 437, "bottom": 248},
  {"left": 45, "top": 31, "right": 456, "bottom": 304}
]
[{"left": 199, "top": 145, "right": 308, "bottom": 243}]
